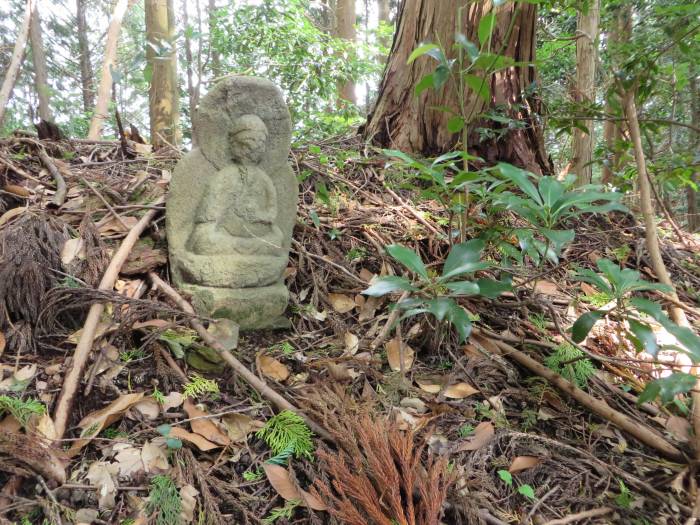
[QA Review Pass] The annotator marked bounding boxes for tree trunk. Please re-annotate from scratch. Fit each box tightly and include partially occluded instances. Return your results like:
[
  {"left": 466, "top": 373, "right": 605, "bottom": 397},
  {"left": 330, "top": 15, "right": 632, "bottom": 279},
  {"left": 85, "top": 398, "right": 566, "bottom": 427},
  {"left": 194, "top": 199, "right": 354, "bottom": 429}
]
[
  {"left": 76, "top": 0, "right": 94, "bottom": 114},
  {"left": 688, "top": 73, "right": 699, "bottom": 231},
  {"left": 183, "top": 0, "right": 199, "bottom": 145},
  {"left": 363, "top": 0, "right": 551, "bottom": 174},
  {"left": 335, "top": 0, "right": 357, "bottom": 104},
  {"left": 88, "top": 0, "right": 133, "bottom": 139},
  {"left": 29, "top": 0, "right": 51, "bottom": 122},
  {"left": 378, "top": 0, "right": 390, "bottom": 23},
  {"left": 572, "top": 0, "right": 599, "bottom": 185},
  {"left": 146, "top": 0, "right": 180, "bottom": 148},
  {"left": 0, "top": 0, "right": 33, "bottom": 129},
  {"left": 208, "top": 0, "right": 222, "bottom": 78}
]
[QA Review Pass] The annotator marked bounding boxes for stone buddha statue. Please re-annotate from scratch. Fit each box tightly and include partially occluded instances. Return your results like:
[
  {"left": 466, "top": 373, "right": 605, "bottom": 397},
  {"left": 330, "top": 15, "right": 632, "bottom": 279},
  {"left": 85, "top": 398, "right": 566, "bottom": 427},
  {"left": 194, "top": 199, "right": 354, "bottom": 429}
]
[{"left": 167, "top": 76, "right": 297, "bottom": 329}]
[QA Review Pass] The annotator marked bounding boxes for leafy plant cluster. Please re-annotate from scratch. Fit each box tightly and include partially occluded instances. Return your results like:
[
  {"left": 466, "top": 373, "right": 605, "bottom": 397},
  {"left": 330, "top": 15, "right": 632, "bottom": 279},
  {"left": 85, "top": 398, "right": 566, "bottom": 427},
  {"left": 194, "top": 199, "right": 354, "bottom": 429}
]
[
  {"left": 145, "top": 475, "right": 182, "bottom": 525},
  {"left": 0, "top": 395, "right": 45, "bottom": 426}
]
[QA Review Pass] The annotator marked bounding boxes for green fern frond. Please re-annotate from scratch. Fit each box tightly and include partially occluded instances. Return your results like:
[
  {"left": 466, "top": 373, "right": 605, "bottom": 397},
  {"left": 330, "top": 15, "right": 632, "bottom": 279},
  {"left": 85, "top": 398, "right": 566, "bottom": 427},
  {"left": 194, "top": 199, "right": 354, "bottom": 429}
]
[
  {"left": 182, "top": 373, "right": 219, "bottom": 400},
  {"left": 0, "top": 395, "right": 45, "bottom": 426},
  {"left": 545, "top": 343, "right": 595, "bottom": 388},
  {"left": 257, "top": 410, "right": 314, "bottom": 460},
  {"left": 262, "top": 499, "right": 300, "bottom": 524},
  {"left": 145, "top": 475, "right": 182, "bottom": 525}
]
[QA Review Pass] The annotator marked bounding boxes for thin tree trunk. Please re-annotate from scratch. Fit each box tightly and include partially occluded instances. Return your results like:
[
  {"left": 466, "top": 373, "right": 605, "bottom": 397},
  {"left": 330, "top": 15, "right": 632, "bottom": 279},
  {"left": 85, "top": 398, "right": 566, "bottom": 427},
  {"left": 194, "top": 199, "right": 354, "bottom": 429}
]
[
  {"left": 29, "top": 0, "right": 51, "bottom": 121},
  {"left": 688, "top": 74, "right": 699, "bottom": 231},
  {"left": 208, "top": 0, "right": 221, "bottom": 78},
  {"left": 0, "top": 0, "right": 33, "bottom": 129},
  {"left": 623, "top": 90, "right": 687, "bottom": 328},
  {"left": 378, "top": 0, "right": 390, "bottom": 23},
  {"left": 76, "top": 0, "right": 94, "bottom": 114},
  {"left": 183, "top": 0, "right": 199, "bottom": 145},
  {"left": 335, "top": 0, "right": 357, "bottom": 104},
  {"left": 364, "top": 0, "right": 550, "bottom": 173},
  {"left": 88, "top": 0, "right": 133, "bottom": 140},
  {"left": 572, "top": 0, "right": 599, "bottom": 185},
  {"left": 146, "top": 0, "right": 180, "bottom": 149}
]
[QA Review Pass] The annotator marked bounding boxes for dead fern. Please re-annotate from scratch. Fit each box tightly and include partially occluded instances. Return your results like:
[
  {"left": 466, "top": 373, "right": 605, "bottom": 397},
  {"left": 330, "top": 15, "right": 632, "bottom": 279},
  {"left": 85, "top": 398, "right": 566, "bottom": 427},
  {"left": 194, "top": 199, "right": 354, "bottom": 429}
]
[
  {"left": 0, "top": 213, "right": 68, "bottom": 348},
  {"left": 312, "top": 414, "right": 453, "bottom": 525}
]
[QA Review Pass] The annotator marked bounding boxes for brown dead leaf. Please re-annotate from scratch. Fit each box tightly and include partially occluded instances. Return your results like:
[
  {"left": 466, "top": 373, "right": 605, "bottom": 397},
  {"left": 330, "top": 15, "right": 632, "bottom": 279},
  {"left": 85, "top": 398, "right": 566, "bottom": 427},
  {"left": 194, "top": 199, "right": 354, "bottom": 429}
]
[
  {"left": 443, "top": 382, "right": 478, "bottom": 399},
  {"left": 328, "top": 293, "right": 356, "bottom": 313},
  {"left": 180, "top": 484, "right": 198, "bottom": 523},
  {"left": 86, "top": 461, "right": 119, "bottom": 509},
  {"left": 359, "top": 268, "right": 375, "bottom": 282},
  {"left": 534, "top": 280, "right": 561, "bottom": 296},
  {"left": 0, "top": 206, "right": 26, "bottom": 228},
  {"left": 169, "top": 427, "right": 220, "bottom": 451},
  {"left": 2, "top": 184, "right": 31, "bottom": 197},
  {"left": 386, "top": 337, "right": 415, "bottom": 372},
  {"left": 61, "top": 237, "right": 85, "bottom": 266},
  {"left": 456, "top": 422, "right": 495, "bottom": 452},
  {"left": 0, "top": 415, "right": 21, "bottom": 433},
  {"left": 508, "top": 455, "right": 541, "bottom": 473},
  {"left": 222, "top": 413, "right": 264, "bottom": 442},
  {"left": 98, "top": 215, "right": 138, "bottom": 234},
  {"left": 113, "top": 443, "right": 144, "bottom": 477},
  {"left": 666, "top": 415, "right": 691, "bottom": 443},
  {"left": 343, "top": 332, "right": 359, "bottom": 356},
  {"left": 358, "top": 295, "right": 382, "bottom": 322},
  {"left": 263, "top": 464, "right": 327, "bottom": 511},
  {"left": 183, "top": 400, "right": 230, "bottom": 446},
  {"left": 28, "top": 412, "right": 57, "bottom": 440},
  {"left": 141, "top": 441, "right": 169, "bottom": 473},
  {"left": 257, "top": 354, "right": 290, "bottom": 382},
  {"left": 580, "top": 282, "right": 598, "bottom": 296},
  {"left": 133, "top": 398, "right": 160, "bottom": 420},
  {"left": 74, "top": 392, "right": 145, "bottom": 450},
  {"left": 161, "top": 391, "right": 184, "bottom": 411},
  {"left": 415, "top": 377, "right": 443, "bottom": 394},
  {"left": 326, "top": 362, "right": 357, "bottom": 381}
]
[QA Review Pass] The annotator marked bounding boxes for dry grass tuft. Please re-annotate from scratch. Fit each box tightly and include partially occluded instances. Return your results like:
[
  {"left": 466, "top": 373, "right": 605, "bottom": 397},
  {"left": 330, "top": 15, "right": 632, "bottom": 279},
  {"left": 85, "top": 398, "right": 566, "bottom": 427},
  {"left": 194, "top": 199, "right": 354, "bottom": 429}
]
[{"left": 312, "top": 411, "right": 453, "bottom": 525}]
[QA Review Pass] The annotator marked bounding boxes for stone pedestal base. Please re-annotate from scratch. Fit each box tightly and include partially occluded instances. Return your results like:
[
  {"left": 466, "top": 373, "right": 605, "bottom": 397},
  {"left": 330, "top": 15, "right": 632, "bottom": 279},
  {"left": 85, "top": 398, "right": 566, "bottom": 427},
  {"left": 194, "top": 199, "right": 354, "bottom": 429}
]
[{"left": 182, "top": 282, "right": 290, "bottom": 330}]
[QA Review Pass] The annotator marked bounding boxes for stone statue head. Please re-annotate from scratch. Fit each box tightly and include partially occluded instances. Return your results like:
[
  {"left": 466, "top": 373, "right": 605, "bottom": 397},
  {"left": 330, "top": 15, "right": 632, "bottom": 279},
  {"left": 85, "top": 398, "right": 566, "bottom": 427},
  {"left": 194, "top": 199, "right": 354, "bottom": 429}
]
[{"left": 229, "top": 114, "right": 268, "bottom": 164}]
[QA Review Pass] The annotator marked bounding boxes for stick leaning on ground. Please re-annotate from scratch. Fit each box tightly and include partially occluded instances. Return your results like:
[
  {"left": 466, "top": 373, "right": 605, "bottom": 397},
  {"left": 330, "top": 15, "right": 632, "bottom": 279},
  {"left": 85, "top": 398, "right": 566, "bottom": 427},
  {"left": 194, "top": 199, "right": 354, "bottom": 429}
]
[
  {"left": 147, "top": 272, "right": 333, "bottom": 442},
  {"left": 53, "top": 197, "right": 165, "bottom": 439}
]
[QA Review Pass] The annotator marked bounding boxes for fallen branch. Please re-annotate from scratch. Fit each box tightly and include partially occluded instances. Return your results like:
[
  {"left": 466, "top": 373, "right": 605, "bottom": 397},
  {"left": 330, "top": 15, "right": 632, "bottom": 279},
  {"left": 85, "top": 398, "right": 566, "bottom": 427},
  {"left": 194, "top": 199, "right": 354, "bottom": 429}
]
[
  {"left": 15, "top": 138, "right": 66, "bottom": 206},
  {"left": 53, "top": 197, "right": 165, "bottom": 438},
  {"left": 485, "top": 335, "right": 684, "bottom": 461},
  {"left": 147, "top": 272, "right": 333, "bottom": 442},
  {"left": 542, "top": 507, "right": 613, "bottom": 525}
]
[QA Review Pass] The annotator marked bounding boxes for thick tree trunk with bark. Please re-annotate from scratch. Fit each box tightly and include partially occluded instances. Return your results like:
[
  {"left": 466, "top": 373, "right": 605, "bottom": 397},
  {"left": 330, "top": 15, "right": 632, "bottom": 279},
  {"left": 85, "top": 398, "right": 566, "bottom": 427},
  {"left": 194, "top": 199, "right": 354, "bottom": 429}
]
[
  {"left": 146, "top": 0, "right": 180, "bottom": 148},
  {"left": 88, "top": 0, "right": 133, "bottom": 139},
  {"left": 335, "top": 0, "right": 357, "bottom": 104},
  {"left": 363, "top": 0, "right": 551, "bottom": 174},
  {"left": 76, "top": 0, "right": 94, "bottom": 114},
  {"left": 208, "top": 0, "right": 221, "bottom": 78},
  {"left": 29, "top": 1, "right": 51, "bottom": 122},
  {"left": 0, "top": 0, "right": 33, "bottom": 129},
  {"left": 572, "top": 0, "right": 599, "bottom": 185}
]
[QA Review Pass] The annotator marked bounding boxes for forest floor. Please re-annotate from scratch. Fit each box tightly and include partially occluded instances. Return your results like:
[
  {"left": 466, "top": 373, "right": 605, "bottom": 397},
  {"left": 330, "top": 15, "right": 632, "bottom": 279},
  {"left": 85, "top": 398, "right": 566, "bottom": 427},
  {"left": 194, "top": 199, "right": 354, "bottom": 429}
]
[{"left": 0, "top": 132, "right": 699, "bottom": 525}]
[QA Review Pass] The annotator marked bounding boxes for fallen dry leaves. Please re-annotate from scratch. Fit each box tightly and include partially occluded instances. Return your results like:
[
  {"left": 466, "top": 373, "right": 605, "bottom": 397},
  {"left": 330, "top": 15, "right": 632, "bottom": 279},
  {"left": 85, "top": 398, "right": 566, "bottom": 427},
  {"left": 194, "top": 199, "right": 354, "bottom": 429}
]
[
  {"left": 257, "top": 353, "right": 290, "bottom": 381},
  {"left": 386, "top": 337, "right": 415, "bottom": 371},
  {"left": 263, "top": 463, "right": 327, "bottom": 511}
]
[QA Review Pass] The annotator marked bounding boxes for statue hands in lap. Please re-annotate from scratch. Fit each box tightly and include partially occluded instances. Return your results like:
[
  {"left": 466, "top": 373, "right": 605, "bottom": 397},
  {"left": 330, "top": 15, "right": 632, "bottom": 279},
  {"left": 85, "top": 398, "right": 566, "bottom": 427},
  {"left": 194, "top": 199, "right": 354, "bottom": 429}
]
[{"left": 188, "top": 114, "right": 284, "bottom": 257}]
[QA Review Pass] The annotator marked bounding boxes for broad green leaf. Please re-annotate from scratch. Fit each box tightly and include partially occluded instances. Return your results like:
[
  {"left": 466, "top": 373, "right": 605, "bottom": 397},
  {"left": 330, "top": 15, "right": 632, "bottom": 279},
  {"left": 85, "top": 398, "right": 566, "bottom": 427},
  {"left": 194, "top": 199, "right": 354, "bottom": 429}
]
[
  {"left": 575, "top": 268, "right": 613, "bottom": 295},
  {"left": 363, "top": 276, "right": 417, "bottom": 297},
  {"left": 464, "top": 74, "right": 490, "bottom": 103},
  {"left": 433, "top": 64, "right": 450, "bottom": 88},
  {"left": 498, "top": 470, "right": 513, "bottom": 486},
  {"left": 627, "top": 319, "right": 658, "bottom": 356},
  {"left": 638, "top": 373, "right": 697, "bottom": 404},
  {"left": 407, "top": 43, "right": 440, "bottom": 64},
  {"left": 498, "top": 163, "right": 542, "bottom": 205},
  {"left": 415, "top": 73, "right": 435, "bottom": 97},
  {"left": 472, "top": 53, "right": 513, "bottom": 71},
  {"left": 386, "top": 244, "right": 428, "bottom": 279},
  {"left": 455, "top": 33, "right": 479, "bottom": 60},
  {"left": 571, "top": 311, "right": 604, "bottom": 342},
  {"left": 478, "top": 13, "right": 496, "bottom": 47},
  {"left": 538, "top": 176, "right": 565, "bottom": 208},
  {"left": 446, "top": 281, "right": 480, "bottom": 296},
  {"left": 475, "top": 278, "right": 511, "bottom": 298},
  {"left": 541, "top": 228, "right": 575, "bottom": 252},
  {"left": 518, "top": 484, "right": 536, "bottom": 500},
  {"left": 447, "top": 303, "right": 472, "bottom": 343},
  {"left": 447, "top": 116, "right": 465, "bottom": 133},
  {"left": 427, "top": 297, "right": 455, "bottom": 321},
  {"left": 441, "top": 239, "right": 487, "bottom": 279}
]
